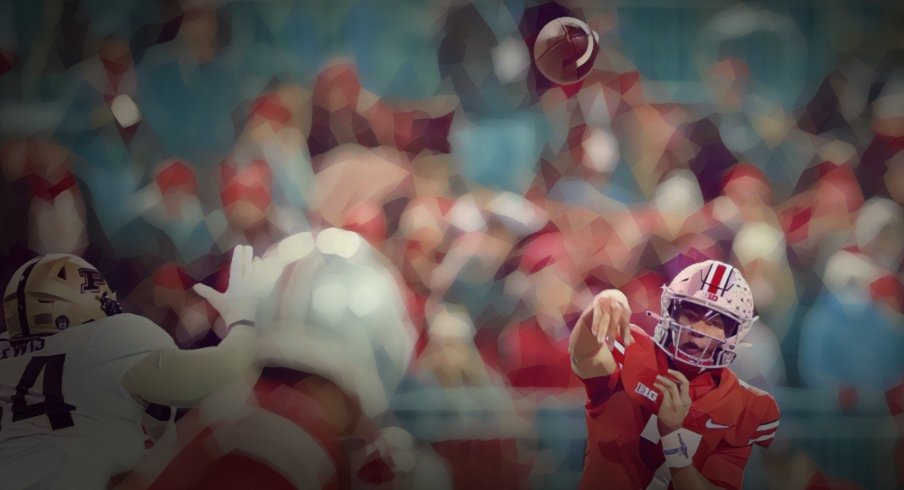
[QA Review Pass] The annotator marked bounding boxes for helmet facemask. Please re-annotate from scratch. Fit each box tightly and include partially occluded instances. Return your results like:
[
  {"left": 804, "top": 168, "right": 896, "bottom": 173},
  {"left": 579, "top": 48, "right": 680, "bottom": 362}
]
[
  {"left": 652, "top": 289, "right": 755, "bottom": 369},
  {"left": 99, "top": 291, "right": 123, "bottom": 317},
  {"left": 653, "top": 294, "right": 741, "bottom": 368}
]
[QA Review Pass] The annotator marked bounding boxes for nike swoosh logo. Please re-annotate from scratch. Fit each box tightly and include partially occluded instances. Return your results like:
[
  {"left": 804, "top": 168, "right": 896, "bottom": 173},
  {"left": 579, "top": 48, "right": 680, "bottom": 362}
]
[{"left": 705, "top": 419, "right": 731, "bottom": 429}]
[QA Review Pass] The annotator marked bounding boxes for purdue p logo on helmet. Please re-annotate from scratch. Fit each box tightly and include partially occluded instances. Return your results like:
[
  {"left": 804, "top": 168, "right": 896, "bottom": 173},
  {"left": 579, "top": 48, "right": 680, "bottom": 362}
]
[{"left": 3, "top": 254, "right": 122, "bottom": 339}]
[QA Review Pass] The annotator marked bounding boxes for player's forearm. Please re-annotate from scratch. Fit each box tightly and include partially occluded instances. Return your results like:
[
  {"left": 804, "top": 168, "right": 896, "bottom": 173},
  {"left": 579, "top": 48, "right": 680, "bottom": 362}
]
[
  {"left": 569, "top": 309, "right": 598, "bottom": 359},
  {"left": 121, "top": 325, "right": 259, "bottom": 407},
  {"left": 659, "top": 426, "right": 725, "bottom": 490},
  {"left": 568, "top": 306, "right": 615, "bottom": 376}
]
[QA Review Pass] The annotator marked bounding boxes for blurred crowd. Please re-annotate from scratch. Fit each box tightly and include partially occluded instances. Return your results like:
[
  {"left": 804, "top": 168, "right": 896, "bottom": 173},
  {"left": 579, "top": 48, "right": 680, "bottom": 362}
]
[{"left": 0, "top": 0, "right": 902, "bottom": 488}]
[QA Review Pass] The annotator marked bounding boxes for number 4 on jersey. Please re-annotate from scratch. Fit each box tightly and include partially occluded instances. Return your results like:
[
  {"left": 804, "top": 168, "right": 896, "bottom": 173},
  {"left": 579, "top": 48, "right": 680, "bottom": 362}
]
[{"left": 11, "top": 354, "right": 76, "bottom": 430}]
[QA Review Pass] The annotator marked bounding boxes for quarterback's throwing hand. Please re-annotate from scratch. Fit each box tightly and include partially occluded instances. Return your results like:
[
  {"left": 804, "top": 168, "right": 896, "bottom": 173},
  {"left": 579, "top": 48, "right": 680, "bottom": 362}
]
[
  {"left": 193, "top": 245, "right": 265, "bottom": 328},
  {"left": 587, "top": 289, "right": 634, "bottom": 350}
]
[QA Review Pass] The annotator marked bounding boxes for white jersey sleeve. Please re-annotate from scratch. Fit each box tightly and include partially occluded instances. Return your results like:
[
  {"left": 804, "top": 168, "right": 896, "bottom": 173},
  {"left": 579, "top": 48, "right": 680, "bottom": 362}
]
[
  {"left": 82, "top": 313, "right": 178, "bottom": 409},
  {"left": 121, "top": 324, "right": 259, "bottom": 407},
  {"left": 86, "top": 313, "right": 178, "bottom": 362}
]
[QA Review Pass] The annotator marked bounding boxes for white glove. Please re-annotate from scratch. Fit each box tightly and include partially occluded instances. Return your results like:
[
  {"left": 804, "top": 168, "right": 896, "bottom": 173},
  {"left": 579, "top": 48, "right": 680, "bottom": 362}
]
[{"left": 193, "top": 245, "right": 265, "bottom": 329}]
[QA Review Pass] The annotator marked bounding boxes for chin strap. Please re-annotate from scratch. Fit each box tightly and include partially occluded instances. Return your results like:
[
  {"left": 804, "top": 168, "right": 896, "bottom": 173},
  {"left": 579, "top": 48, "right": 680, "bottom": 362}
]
[{"left": 647, "top": 311, "right": 726, "bottom": 371}]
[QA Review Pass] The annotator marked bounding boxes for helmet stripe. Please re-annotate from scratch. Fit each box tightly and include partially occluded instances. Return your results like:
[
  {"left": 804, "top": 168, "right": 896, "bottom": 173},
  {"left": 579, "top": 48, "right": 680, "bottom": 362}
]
[
  {"left": 706, "top": 263, "right": 727, "bottom": 294},
  {"left": 719, "top": 267, "right": 734, "bottom": 292},
  {"left": 15, "top": 258, "right": 41, "bottom": 338}
]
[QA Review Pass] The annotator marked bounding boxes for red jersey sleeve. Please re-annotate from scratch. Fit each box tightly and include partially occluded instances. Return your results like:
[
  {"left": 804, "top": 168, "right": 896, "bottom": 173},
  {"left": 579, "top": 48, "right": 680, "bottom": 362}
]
[
  {"left": 579, "top": 325, "right": 649, "bottom": 411},
  {"left": 580, "top": 371, "right": 623, "bottom": 411},
  {"left": 745, "top": 391, "right": 781, "bottom": 448},
  {"left": 751, "top": 410, "right": 780, "bottom": 447}
]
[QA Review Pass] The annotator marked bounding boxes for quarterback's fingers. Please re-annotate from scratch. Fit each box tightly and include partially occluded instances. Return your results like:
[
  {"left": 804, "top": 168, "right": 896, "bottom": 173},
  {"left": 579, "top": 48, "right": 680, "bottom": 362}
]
[
  {"left": 621, "top": 305, "right": 633, "bottom": 346},
  {"left": 590, "top": 299, "right": 602, "bottom": 338},
  {"left": 598, "top": 303, "right": 611, "bottom": 346},
  {"left": 668, "top": 369, "right": 691, "bottom": 402},
  {"left": 614, "top": 305, "right": 631, "bottom": 347},
  {"left": 624, "top": 322, "right": 635, "bottom": 347},
  {"left": 655, "top": 375, "right": 681, "bottom": 405},
  {"left": 608, "top": 303, "right": 621, "bottom": 337},
  {"left": 192, "top": 283, "right": 218, "bottom": 304},
  {"left": 653, "top": 379, "right": 674, "bottom": 407},
  {"left": 599, "top": 306, "right": 613, "bottom": 349}
]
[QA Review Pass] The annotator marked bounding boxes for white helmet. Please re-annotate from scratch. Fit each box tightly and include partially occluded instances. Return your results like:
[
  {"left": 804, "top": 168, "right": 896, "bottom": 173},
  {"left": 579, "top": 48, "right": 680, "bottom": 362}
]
[{"left": 652, "top": 260, "right": 756, "bottom": 368}]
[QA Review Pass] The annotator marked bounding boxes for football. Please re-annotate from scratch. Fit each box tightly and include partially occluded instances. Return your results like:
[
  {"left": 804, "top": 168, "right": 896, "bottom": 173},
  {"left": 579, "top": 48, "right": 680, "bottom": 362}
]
[{"left": 532, "top": 17, "right": 600, "bottom": 85}]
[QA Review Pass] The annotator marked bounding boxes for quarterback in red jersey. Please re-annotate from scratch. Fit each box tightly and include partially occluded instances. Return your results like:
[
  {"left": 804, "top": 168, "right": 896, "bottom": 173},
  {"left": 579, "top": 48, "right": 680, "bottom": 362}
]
[{"left": 570, "top": 260, "right": 779, "bottom": 490}]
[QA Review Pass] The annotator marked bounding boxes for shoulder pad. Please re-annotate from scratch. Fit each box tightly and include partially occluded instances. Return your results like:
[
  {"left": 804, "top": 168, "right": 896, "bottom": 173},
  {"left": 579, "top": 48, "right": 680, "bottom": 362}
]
[{"left": 87, "top": 313, "right": 176, "bottom": 358}]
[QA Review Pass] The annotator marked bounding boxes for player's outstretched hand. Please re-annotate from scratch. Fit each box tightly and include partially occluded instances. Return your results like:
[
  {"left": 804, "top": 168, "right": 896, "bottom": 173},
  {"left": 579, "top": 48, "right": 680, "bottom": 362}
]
[
  {"left": 193, "top": 245, "right": 265, "bottom": 328},
  {"left": 587, "top": 289, "right": 634, "bottom": 351},
  {"left": 654, "top": 369, "right": 691, "bottom": 433}
]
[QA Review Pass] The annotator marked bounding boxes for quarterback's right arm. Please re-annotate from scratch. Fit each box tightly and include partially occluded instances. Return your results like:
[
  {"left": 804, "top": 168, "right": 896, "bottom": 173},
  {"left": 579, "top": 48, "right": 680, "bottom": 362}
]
[{"left": 569, "top": 289, "right": 634, "bottom": 379}]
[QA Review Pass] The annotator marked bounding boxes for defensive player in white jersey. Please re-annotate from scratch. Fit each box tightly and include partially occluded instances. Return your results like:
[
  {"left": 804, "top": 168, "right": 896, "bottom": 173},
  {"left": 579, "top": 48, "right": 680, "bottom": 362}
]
[
  {"left": 0, "top": 246, "right": 264, "bottom": 489},
  {"left": 119, "top": 229, "right": 423, "bottom": 489}
]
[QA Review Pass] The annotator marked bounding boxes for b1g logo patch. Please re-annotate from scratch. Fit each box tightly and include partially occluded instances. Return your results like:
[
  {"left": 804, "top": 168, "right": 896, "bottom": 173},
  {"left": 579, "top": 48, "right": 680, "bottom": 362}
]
[
  {"left": 635, "top": 382, "right": 658, "bottom": 402},
  {"left": 78, "top": 268, "right": 105, "bottom": 293}
]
